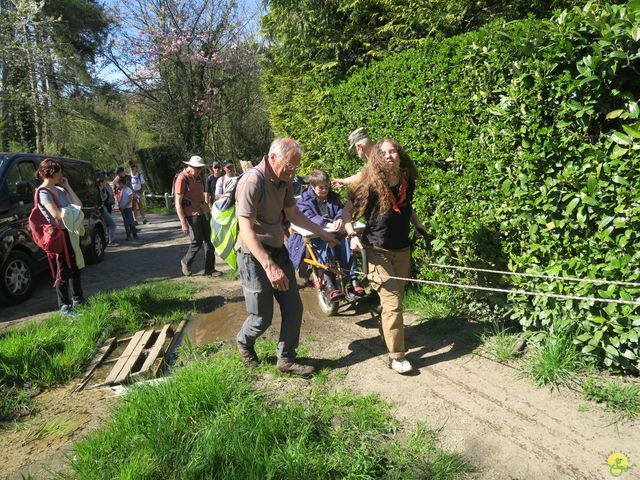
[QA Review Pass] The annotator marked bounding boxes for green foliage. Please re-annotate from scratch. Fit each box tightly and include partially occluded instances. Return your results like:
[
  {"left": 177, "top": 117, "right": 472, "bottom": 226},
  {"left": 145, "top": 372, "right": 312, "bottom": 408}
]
[
  {"left": 278, "top": 2, "right": 640, "bottom": 373},
  {"left": 480, "top": 323, "right": 522, "bottom": 363},
  {"left": 525, "top": 331, "right": 587, "bottom": 388},
  {"left": 136, "top": 145, "right": 184, "bottom": 194},
  {"left": 67, "top": 349, "right": 471, "bottom": 479},
  {"left": 0, "top": 280, "right": 199, "bottom": 420},
  {"left": 262, "top": 0, "right": 585, "bottom": 137},
  {"left": 583, "top": 378, "right": 640, "bottom": 420}
]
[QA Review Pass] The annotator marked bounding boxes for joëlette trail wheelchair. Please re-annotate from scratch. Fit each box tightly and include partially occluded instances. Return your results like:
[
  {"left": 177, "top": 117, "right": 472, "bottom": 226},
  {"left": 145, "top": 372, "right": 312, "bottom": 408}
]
[{"left": 289, "top": 222, "right": 371, "bottom": 316}]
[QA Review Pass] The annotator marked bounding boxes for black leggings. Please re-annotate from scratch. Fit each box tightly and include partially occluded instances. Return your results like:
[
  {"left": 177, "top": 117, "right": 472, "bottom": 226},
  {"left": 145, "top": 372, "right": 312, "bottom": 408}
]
[{"left": 55, "top": 230, "right": 83, "bottom": 308}]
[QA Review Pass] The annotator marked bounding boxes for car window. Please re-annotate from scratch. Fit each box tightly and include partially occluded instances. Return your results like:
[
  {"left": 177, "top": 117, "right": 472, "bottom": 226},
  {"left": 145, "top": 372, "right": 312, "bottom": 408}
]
[
  {"left": 6, "top": 163, "right": 21, "bottom": 195},
  {"left": 18, "top": 161, "right": 37, "bottom": 194},
  {"left": 63, "top": 162, "right": 97, "bottom": 206},
  {"left": 6, "top": 161, "right": 37, "bottom": 198}
]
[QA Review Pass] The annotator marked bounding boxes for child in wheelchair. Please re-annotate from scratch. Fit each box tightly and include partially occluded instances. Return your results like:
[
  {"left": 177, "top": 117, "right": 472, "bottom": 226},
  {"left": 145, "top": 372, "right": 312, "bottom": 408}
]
[{"left": 287, "top": 170, "right": 365, "bottom": 300}]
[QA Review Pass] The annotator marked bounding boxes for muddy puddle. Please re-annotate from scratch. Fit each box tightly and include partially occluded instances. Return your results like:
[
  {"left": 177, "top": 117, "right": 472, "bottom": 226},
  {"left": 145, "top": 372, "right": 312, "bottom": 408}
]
[{"left": 184, "top": 289, "right": 373, "bottom": 346}]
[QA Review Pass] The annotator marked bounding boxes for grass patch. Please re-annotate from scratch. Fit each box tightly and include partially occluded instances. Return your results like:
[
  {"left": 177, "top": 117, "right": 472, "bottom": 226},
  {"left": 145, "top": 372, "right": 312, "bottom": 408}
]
[
  {"left": 582, "top": 378, "right": 640, "bottom": 421},
  {"left": 403, "top": 286, "right": 462, "bottom": 322},
  {"left": 524, "top": 330, "right": 586, "bottom": 388},
  {"left": 144, "top": 205, "right": 175, "bottom": 215},
  {"left": 64, "top": 347, "right": 471, "bottom": 479},
  {"left": 0, "top": 279, "right": 199, "bottom": 421},
  {"left": 480, "top": 322, "right": 521, "bottom": 363},
  {"left": 222, "top": 269, "right": 240, "bottom": 281}
]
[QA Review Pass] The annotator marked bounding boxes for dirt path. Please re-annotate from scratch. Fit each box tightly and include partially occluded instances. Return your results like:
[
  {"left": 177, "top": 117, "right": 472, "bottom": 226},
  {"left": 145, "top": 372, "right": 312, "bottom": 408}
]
[{"left": 1, "top": 215, "right": 639, "bottom": 479}]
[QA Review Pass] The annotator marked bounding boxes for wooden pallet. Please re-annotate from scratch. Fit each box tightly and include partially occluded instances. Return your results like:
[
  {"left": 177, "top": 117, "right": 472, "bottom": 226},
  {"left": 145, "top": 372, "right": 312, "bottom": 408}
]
[{"left": 83, "top": 324, "right": 174, "bottom": 388}]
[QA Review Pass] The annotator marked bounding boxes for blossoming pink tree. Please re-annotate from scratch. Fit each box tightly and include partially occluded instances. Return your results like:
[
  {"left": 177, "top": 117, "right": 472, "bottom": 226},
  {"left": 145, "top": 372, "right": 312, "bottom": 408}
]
[{"left": 104, "top": 0, "right": 265, "bottom": 158}]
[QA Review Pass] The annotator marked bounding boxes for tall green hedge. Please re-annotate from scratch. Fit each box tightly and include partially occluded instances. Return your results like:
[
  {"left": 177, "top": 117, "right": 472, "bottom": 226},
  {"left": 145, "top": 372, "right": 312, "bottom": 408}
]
[
  {"left": 284, "top": 2, "right": 640, "bottom": 373},
  {"left": 136, "top": 145, "right": 184, "bottom": 194}
]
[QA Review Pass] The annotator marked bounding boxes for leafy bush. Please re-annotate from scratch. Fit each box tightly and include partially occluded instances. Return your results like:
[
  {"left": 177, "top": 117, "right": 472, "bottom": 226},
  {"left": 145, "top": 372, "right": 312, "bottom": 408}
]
[
  {"left": 280, "top": 2, "right": 640, "bottom": 373},
  {"left": 136, "top": 145, "right": 184, "bottom": 194}
]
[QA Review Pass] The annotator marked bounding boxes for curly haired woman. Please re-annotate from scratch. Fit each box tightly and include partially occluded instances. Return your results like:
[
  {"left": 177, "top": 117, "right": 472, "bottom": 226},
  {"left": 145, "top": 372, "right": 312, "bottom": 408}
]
[{"left": 342, "top": 139, "right": 427, "bottom": 374}]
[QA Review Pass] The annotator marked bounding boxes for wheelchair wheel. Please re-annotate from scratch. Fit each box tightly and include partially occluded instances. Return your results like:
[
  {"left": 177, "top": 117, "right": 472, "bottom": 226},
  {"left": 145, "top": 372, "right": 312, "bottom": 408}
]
[
  {"left": 311, "top": 267, "right": 339, "bottom": 316},
  {"left": 317, "top": 289, "right": 339, "bottom": 316}
]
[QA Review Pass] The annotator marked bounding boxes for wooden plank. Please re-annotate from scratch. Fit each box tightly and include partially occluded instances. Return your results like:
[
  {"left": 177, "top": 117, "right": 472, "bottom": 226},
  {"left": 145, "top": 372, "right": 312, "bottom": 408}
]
[
  {"left": 104, "top": 330, "right": 147, "bottom": 385},
  {"left": 113, "top": 329, "right": 155, "bottom": 384},
  {"left": 138, "top": 324, "right": 172, "bottom": 376},
  {"left": 73, "top": 337, "right": 116, "bottom": 392}
]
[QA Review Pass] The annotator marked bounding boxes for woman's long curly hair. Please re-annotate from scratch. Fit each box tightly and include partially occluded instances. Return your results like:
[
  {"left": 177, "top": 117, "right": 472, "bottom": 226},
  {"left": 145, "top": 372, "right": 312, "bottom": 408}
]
[{"left": 351, "top": 139, "right": 419, "bottom": 219}]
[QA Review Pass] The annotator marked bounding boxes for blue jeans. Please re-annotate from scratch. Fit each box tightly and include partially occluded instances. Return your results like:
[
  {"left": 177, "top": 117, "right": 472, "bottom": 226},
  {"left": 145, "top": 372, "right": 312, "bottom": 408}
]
[
  {"left": 120, "top": 208, "right": 137, "bottom": 238},
  {"left": 101, "top": 207, "right": 116, "bottom": 243},
  {"left": 236, "top": 247, "right": 303, "bottom": 362},
  {"left": 310, "top": 236, "right": 357, "bottom": 281}
]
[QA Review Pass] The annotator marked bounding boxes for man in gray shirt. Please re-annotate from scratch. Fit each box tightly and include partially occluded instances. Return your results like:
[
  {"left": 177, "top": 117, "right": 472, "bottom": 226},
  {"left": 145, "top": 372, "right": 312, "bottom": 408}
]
[{"left": 235, "top": 137, "right": 337, "bottom": 377}]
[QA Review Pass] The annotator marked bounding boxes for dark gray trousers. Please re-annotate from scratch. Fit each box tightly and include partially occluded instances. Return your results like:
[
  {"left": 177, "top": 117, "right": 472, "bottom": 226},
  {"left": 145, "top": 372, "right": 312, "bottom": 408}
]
[
  {"left": 236, "top": 247, "right": 303, "bottom": 362},
  {"left": 182, "top": 214, "right": 215, "bottom": 272}
]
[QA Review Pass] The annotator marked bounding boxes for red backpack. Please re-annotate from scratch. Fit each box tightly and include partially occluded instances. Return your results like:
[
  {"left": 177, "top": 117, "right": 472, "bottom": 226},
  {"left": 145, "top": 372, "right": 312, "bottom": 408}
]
[{"left": 28, "top": 186, "right": 71, "bottom": 284}]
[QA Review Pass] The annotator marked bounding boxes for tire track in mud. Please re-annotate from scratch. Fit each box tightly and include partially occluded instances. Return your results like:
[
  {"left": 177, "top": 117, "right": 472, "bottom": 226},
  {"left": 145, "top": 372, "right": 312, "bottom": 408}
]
[{"left": 306, "top": 313, "right": 637, "bottom": 480}]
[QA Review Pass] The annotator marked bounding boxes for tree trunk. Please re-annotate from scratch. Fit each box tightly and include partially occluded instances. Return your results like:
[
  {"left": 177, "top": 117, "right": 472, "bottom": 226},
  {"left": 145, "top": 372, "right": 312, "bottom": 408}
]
[
  {"left": 23, "top": 22, "right": 43, "bottom": 153},
  {"left": 0, "top": 0, "right": 9, "bottom": 151}
]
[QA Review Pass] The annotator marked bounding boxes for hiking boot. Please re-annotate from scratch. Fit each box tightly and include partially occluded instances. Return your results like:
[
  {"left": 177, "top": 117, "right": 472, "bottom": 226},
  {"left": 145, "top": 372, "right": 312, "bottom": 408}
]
[
  {"left": 60, "top": 305, "right": 77, "bottom": 317},
  {"left": 181, "top": 260, "right": 191, "bottom": 276},
  {"left": 388, "top": 357, "right": 413, "bottom": 374},
  {"left": 72, "top": 296, "right": 87, "bottom": 309},
  {"left": 237, "top": 342, "right": 259, "bottom": 368},
  {"left": 277, "top": 360, "right": 314, "bottom": 378},
  {"left": 142, "top": 218, "right": 149, "bottom": 224},
  {"left": 204, "top": 269, "right": 223, "bottom": 277},
  {"left": 351, "top": 280, "right": 366, "bottom": 297}
]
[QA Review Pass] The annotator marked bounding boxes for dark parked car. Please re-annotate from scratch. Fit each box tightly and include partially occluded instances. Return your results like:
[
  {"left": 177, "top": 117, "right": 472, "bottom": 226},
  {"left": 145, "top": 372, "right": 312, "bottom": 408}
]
[{"left": 0, "top": 153, "right": 106, "bottom": 304}]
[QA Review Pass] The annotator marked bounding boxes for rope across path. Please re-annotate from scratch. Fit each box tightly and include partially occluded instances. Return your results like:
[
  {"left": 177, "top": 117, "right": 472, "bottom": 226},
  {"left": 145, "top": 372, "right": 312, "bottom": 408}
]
[
  {"left": 424, "top": 262, "right": 640, "bottom": 288},
  {"left": 338, "top": 259, "right": 640, "bottom": 307},
  {"left": 357, "top": 270, "right": 640, "bottom": 307}
]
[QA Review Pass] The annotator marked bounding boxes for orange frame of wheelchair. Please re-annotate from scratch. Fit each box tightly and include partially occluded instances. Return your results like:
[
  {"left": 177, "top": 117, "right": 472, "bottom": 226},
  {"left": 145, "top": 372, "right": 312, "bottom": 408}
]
[{"left": 299, "top": 235, "right": 346, "bottom": 289}]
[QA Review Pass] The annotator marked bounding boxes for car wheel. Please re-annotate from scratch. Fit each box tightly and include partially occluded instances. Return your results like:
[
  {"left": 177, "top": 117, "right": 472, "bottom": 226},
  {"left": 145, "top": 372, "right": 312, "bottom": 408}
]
[
  {"left": 1, "top": 250, "right": 36, "bottom": 304},
  {"left": 85, "top": 226, "right": 106, "bottom": 264}
]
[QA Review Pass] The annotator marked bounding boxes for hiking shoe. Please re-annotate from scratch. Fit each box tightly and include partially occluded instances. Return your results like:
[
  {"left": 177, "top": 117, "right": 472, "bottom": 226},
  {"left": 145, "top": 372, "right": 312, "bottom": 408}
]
[
  {"left": 108, "top": 242, "right": 120, "bottom": 247},
  {"left": 204, "top": 269, "right": 223, "bottom": 277},
  {"left": 327, "top": 289, "right": 344, "bottom": 301},
  {"left": 181, "top": 260, "right": 191, "bottom": 276},
  {"left": 133, "top": 234, "right": 139, "bottom": 240},
  {"left": 277, "top": 360, "right": 314, "bottom": 378},
  {"left": 142, "top": 218, "right": 149, "bottom": 224},
  {"left": 72, "top": 296, "right": 87, "bottom": 309},
  {"left": 60, "top": 305, "right": 77, "bottom": 317},
  {"left": 351, "top": 280, "right": 366, "bottom": 296},
  {"left": 237, "top": 342, "right": 259, "bottom": 368},
  {"left": 134, "top": 220, "right": 139, "bottom": 225},
  {"left": 389, "top": 358, "right": 413, "bottom": 374}
]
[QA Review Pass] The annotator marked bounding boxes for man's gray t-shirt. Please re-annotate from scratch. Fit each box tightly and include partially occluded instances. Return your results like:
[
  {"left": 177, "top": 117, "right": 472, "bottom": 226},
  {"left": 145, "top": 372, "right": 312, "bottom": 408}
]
[
  {"left": 38, "top": 186, "right": 70, "bottom": 226},
  {"left": 235, "top": 159, "right": 295, "bottom": 251}
]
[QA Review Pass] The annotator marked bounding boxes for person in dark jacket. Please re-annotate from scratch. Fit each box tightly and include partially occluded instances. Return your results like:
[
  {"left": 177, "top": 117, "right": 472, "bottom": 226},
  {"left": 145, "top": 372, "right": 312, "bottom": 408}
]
[{"left": 288, "top": 169, "right": 364, "bottom": 299}]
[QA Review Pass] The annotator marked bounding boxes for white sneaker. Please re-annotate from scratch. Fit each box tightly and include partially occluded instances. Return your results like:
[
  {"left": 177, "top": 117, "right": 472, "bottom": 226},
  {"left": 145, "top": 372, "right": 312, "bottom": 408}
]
[{"left": 389, "top": 358, "right": 413, "bottom": 374}]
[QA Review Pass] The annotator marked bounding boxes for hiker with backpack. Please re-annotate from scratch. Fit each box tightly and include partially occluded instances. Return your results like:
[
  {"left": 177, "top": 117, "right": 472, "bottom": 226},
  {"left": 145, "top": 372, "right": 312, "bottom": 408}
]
[
  {"left": 204, "top": 162, "right": 223, "bottom": 206},
  {"left": 235, "top": 137, "right": 338, "bottom": 378},
  {"left": 214, "top": 161, "right": 236, "bottom": 201},
  {"left": 129, "top": 164, "right": 148, "bottom": 225},
  {"left": 175, "top": 155, "right": 222, "bottom": 277},
  {"left": 33, "top": 158, "right": 86, "bottom": 316},
  {"left": 118, "top": 175, "right": 139, "bottom": 241},
  {"left": 97, "top": 175, "right": 117, "bottom": 246}
]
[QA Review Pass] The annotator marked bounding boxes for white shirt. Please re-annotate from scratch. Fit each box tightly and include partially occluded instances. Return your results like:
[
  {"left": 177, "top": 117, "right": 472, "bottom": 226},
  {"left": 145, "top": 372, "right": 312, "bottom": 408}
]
[{"left": 130, "top": 171, "right": 145, "bottom": 191}]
